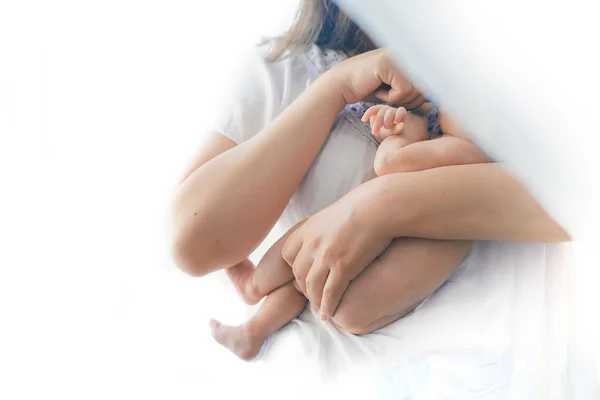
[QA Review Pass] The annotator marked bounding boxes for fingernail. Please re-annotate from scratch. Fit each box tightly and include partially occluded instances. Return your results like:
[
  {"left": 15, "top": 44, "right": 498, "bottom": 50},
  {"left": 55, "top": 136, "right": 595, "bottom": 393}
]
[{"left": 320, "top": 313, "right": 328, "bottom": 321}]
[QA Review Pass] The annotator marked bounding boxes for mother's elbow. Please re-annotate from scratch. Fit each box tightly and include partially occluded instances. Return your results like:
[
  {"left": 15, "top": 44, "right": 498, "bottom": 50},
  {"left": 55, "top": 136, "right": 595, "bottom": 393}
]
[
  {"left": 170, "top": 199, "right": 223, "bottom": 277},
  {"left": 170, "top": 197, "right": 251, "bottom": 277},
  {"left": 170, "top": 220, "right": 240, "bottom": 277},
  {"left": 171, "top": 231, "right": 215, "bottom": 277}
]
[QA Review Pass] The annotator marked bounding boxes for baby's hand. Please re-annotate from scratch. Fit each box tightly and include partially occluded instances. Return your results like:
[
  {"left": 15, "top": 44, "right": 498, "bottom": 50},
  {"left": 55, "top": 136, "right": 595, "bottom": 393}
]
[{"left": 361, "top": 105, "right": 408, "bottom": 143}]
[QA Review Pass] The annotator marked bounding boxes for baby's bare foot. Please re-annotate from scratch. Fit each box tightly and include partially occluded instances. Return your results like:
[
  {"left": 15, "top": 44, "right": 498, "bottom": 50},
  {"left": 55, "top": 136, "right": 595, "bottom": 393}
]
[
  {"left": 225, "top": 260, "right": 262, "bottom": 305},
  {"left": 209, "top": 319, "right": 265, "bottom": 361}
]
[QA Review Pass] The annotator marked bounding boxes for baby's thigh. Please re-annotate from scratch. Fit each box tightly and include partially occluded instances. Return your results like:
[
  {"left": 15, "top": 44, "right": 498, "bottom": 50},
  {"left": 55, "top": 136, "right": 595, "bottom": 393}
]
[{"left": 332, "top": 238, "right": 472, "bottom": 334}]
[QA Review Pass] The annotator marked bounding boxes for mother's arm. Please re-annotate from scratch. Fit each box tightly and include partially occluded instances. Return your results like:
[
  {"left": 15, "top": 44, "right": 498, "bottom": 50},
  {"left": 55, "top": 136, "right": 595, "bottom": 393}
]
[
  {"left": 284, "top": 162, "right": 570, "bottom": 319},
  {"left": 171, "top": 78, "right": 345, "bottom": 277},
  {"left": 370, "top": 163, "right": 570, "bottom": 242},
  {"left": 171, "top": 49, "right": 421, "bottom": 277}
]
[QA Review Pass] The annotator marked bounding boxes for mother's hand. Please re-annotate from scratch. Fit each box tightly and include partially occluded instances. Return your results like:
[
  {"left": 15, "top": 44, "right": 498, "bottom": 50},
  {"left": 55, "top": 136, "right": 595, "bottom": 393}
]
[
  {"left": 282, "top": 180, "right": 393, "bottom": 320},
  {"left": 327, "top": 48, "right": 425, "bottom": 109}
]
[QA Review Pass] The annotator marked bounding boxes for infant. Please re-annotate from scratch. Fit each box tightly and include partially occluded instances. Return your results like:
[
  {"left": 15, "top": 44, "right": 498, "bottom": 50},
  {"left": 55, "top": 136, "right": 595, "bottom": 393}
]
[{"left": 209, "top": 103, "right": 488, "bottom": 360}]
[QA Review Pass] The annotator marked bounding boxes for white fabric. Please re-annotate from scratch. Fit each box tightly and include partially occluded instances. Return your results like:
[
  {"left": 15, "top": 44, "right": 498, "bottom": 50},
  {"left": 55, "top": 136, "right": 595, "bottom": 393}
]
[
  {"left": 213, "top": 43, "right": 379, "bottom": 230},
  {"left": 260, "top": 242, "right": 572, "bottom": 400},
  {"left": 212, "top": 45, "right": 575, "bottom": 399},
  {"left": 214, "top": 43, "right": 349, "bottom": 146},
  {"left": 336, "top": 0, "right": 600, "bottom": 241}
]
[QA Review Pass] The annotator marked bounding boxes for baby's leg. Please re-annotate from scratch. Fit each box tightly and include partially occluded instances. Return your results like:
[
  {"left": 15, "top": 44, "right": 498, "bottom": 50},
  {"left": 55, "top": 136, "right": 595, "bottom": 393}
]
[
  {"left": 356, "top": 133, "right": 486, "bottom": 332},
  {"left": 374, "top": 134, "right": 488, "bottom": 176},
  {"left": 210, "top": 282, "right": 307, "bottom": 360},
  {"left": 330, "top": 237, "right": 472, "bottom": 335},
  {"left": 226, "top": 222, "right": 302, "bottom": 305}
]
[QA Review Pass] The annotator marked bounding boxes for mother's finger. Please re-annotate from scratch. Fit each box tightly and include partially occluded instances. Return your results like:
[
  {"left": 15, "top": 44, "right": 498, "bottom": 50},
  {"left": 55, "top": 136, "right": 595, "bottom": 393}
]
[
  {"left": 292, "top": 279, "right": 303, "bottom": 294},
  {"left": 305, "top": 260, "right": 330, "bottom": 310},
  {"left": 320, "top": 269, "right": 351, "bottom": 321},
  {"left": 281, "top": 228, "right": 303, "bottom": 266},
  {"left": 291, "top": 245, "right": 313, "bottom": 296},
  {"left": 403, "top": 94, "right": 427, "bottom": 111}
]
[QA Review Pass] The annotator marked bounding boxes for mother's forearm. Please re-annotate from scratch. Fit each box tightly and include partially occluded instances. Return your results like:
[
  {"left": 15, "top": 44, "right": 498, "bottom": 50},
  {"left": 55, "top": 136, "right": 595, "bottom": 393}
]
[
  {"left": 172, "top": 74, "right": 346, "bottom": 276},
  {"left": 368, "top": 163, "right": 570, "bottom": 242}
]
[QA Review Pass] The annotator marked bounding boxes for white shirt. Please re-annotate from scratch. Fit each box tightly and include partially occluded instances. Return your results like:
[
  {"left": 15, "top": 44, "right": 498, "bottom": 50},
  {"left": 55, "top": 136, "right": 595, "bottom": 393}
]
[{"left": 213, "top": 43, "right": 379, "bottom": 231}]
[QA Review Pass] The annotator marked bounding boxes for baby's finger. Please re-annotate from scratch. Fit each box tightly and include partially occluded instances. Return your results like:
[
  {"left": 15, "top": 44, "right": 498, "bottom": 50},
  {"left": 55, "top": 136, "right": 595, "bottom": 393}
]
[
  {"left": 371, "top": 115, "right": 381, "bottom": 136},
  {"left": 392, "top": 122, "right": 405, "bottom": 135},
  {"left": 371, "top": 131, "right": 391, "bottom": 144},
  {"left": 383, "top": 108, "right": 396, "bottom": 129},
  {"left": 394, "top": 107, "right": 408, "bottom": 124},
  {"left": 373, "top": 106, "right": 388, "bottom": 135},
  {"left": 375, "top": 126, "right": 396, "bottom": 142},
  {"left": 361, "top": 105, "right": 382, "bottom": 123},
  {"left": 369, "top": 116, "right": 379, "bottom": 137}
]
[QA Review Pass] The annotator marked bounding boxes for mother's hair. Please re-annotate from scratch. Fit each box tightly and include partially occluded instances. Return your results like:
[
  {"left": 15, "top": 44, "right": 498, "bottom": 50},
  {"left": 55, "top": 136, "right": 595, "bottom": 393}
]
[{"left": 267, "top": 0, "right": 376, "bottom": 62}]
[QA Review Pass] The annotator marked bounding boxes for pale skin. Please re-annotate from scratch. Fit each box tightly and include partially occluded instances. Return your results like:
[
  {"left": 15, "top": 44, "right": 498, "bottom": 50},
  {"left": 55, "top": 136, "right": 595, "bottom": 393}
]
[
  {"left": 282, "top": 105, "right": 490, "bottom": 323},
  {"left": 171, "top": 49, "right": 569, "bottom": 360},
  {"left": 209, "top": 102, "right": 489, "bottom": 360}
]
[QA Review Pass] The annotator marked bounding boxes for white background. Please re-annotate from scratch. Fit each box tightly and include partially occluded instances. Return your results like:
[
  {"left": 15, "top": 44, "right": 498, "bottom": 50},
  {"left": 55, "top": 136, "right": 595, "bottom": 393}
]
[
  {"left": 1, "top": 1, "right": 298, "bottom": 398},
  {"left": 1, "top": 1, "right": 597, "bottom": 399}
]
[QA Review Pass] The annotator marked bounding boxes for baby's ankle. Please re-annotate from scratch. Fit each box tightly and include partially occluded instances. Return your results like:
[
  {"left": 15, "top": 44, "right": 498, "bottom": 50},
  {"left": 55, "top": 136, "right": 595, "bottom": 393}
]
[
  {"left": 243, "top": 277, "right": 263, "bottom": 304},
  {"left": 242, "top": 321, "right": 267, "bottom": 343},
  {"left": 226, "top": 262, "right": 262, "bottom": 305}
]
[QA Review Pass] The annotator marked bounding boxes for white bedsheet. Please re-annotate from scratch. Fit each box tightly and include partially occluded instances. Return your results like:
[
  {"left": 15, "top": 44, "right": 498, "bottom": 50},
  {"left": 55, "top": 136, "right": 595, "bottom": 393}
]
[{"left": 248, "top": 240, "right": 577, "bottom": 399}]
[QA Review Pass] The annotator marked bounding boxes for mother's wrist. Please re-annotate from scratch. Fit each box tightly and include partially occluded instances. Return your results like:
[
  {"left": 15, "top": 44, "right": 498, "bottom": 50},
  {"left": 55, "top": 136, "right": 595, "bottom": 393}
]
[
  {"left": 355, "top": 176, "right": 409, "bottom": 238},
  {"left": 316, "top": 67, "right": 354, "bottom": 106},
  {"left": 367, "top": 174, "right": 419, "bottom": 238}
]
